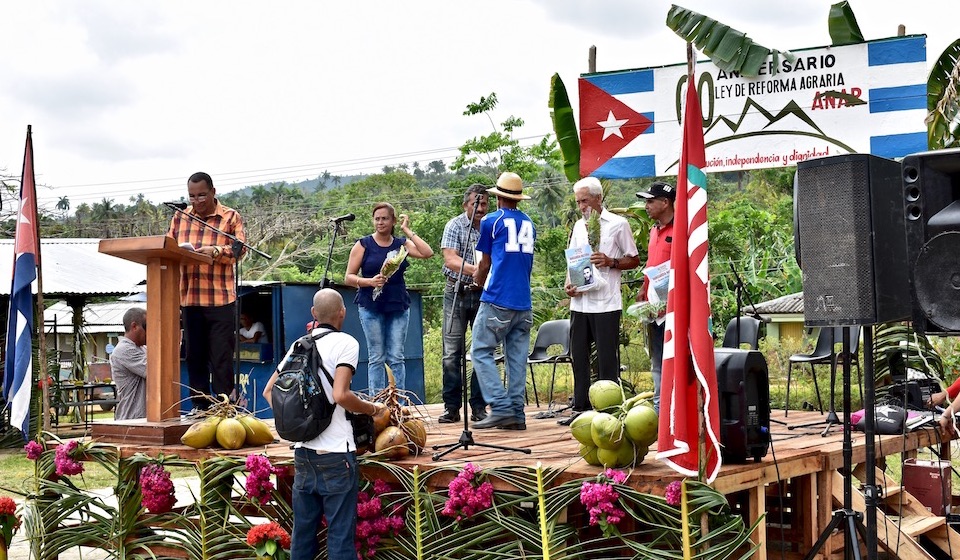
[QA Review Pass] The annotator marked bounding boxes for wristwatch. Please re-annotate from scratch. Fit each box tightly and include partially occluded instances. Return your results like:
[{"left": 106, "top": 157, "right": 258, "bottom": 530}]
[
  {"left": 612, "top": 258, "right": 619, "bottom": 269},
  {"left": 212, "top": 246, "right": 221, "bottom": 259}
]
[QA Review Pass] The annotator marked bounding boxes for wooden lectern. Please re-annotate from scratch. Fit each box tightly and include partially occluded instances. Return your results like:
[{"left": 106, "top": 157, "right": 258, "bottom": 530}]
[{"left": 98, "top": 236, "right": 211, "bottom": 423}]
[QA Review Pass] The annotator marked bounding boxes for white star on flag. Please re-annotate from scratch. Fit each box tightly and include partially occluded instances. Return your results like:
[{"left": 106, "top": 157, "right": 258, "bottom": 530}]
[{"left": 597, "top": 110, "right": 628, "bottom": 141}]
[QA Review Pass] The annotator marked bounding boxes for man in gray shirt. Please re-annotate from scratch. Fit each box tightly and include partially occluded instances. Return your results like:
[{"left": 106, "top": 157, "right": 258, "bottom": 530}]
[{"left": 110, "top": 307, "right": 147, "bottom": 420}]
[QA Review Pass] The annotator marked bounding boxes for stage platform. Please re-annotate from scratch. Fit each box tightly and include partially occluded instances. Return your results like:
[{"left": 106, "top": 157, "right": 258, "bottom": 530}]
[{"left": 94, "top": 404, "right": 959, "bottom": 560}]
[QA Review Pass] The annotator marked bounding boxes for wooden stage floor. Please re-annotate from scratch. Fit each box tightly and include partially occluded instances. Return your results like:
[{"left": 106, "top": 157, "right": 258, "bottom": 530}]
[{"left": 97, "top": 404, "right": 959, "bottom": 560}]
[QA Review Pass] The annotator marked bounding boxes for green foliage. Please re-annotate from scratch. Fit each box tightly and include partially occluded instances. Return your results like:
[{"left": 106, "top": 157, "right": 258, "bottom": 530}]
[
  {"left": 665, "top": 5, "right": 794, "bottom": 79},
  {"left": 827, "top": 1, "right": 864, "bottom": 46},
  {"left": 927, "top": 39, "right": 960, "bottom": 149},
  {"left": 549, "top": 73, "right": 581, "bottom": 183}
]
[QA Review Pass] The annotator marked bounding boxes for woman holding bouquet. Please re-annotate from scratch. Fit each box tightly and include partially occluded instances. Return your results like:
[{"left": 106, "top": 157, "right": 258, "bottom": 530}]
[{"left": 346, "top": 202, "right": 433, "bottom": 394}]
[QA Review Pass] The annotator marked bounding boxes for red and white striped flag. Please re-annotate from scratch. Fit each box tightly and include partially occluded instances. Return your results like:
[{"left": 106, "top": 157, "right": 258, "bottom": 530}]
[{"left": 655, "top": 64, "right": 722, "bottom": 482}]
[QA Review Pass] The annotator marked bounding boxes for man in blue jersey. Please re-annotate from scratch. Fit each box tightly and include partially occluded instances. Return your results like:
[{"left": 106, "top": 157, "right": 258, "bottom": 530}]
[{"left": 470, "top": 172, "right": 535, "bottom": 430}]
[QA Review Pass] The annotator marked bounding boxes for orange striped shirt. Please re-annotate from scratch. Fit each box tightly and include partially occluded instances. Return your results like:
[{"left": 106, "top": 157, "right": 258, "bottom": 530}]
[{"left": 167, "top": 201, "right": 246, "bottom": 307}]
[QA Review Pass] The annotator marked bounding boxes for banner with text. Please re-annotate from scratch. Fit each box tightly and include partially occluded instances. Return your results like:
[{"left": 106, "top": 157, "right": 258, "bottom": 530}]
[{"left": 579, "top": 35, "right": 928, "bottom": 179}]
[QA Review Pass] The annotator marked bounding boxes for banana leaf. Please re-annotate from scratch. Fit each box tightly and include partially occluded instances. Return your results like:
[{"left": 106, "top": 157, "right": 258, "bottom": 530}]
[
  {"left": 827, "top": 1, "right": 864, "bottom": 46},
  {"left": 549, "top": 72, "right": 581, "bottom": 183},
  {"left": 665, "top": 5, "right": 794, "bottom": 78}
]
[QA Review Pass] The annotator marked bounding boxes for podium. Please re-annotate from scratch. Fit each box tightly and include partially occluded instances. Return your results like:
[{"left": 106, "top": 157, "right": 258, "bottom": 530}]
[{"left": 94, "top": 236, "right": 211, "bottom": 443}]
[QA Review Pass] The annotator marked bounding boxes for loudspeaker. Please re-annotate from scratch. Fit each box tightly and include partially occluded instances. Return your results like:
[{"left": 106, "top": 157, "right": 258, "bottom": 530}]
[
  {"left": 902, "top": 148, "right": 960, "bottom": 334},
  {"left": 715, "top": 348, "right": 769, "bottom": 463},
  {"left": 795, "top": 154, "right": 909, "bottom": 326}
]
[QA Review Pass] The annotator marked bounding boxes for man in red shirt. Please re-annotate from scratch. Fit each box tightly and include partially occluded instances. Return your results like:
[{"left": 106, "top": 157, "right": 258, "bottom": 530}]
[
  {"left": 636, "top": 181, "right": 676, "bottom": 414},
  {"left": 168, "top": 172, "right": 246, "bottom": 412}
]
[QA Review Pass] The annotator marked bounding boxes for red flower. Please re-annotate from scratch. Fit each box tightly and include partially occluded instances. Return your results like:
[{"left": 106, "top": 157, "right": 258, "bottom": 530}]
[{"left": 247, "top": 521, "right": 291, "bottom": 552}]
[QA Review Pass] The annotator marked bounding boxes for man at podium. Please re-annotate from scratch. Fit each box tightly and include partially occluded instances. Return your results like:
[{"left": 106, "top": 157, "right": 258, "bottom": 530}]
[{"left": 167, "top": 172, "right": 246, "bottom": 412}]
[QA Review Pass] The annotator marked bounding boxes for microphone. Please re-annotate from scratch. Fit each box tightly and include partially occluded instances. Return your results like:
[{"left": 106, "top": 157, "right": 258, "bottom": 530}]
[
  {"left": 333, "top": 213, "right": 355, "bottom": 223},
  {"left": 164, "top": 201, "right": 188, "bottom": 210}
]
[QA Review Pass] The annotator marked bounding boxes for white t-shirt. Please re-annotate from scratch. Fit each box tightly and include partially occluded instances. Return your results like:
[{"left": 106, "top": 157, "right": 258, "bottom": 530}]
[
  {"left": 240, "top": 321, "right": 268, "bottom": 343},
  {"left": 568, "top": 208, "right": 639, "bottom": 314},
  {"left": 275, "top": 327, "right": 360, "bottom": 453}
]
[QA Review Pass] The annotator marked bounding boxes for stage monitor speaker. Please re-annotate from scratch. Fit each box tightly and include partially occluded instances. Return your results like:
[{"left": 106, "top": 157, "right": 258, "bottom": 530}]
[
  {"left": 795, "top": 153, "right": 909, "bottom": 326},
  {"left": 715, "top": 348, "right": 769, "bottom": 463},
  {"left": 901, "top": 148, "right": 960, "bottom": 335}
]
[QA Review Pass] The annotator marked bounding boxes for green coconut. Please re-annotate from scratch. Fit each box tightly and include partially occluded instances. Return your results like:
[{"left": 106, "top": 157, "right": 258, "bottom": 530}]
[
  {"left": 578, "top": 443, "right": 601, "bottom": 466},
  {"left": 570, "top": 410, "right": 599, "bottom": 445},
  {"left": 588, "top": 380, "right": 623, "bottom": 412},
  {"left": 597, "top": 440, "right": 636, "bottom": 468},
  {"left": 624, "top": 404, "right": 659, "bottom": 447},
  {"left": 590, "top": 412, "right": 625, "bottom": 450}
]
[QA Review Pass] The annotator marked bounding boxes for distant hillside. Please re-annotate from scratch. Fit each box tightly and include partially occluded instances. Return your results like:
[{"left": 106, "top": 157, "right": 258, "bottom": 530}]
[{"left": 231, "top": 173, "right": 366, "bottom": 197}]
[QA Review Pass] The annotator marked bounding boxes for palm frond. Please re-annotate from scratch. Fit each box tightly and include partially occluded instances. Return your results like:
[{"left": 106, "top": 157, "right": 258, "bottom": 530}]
[
  {"left": 927, "top": 39, "right": 960, "bottom": 149},
  {"left": 549, "top": 73, "right": 581, "bottom": 183}
]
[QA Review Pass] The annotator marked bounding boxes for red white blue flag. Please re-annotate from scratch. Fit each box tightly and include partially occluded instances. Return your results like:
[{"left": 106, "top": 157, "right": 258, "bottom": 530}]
[
  {"left": 4, "top": 127, "right": 39, "bottom": 440},
  {"left": 655, "top": 65, "right": 722, "bottom": 482}
]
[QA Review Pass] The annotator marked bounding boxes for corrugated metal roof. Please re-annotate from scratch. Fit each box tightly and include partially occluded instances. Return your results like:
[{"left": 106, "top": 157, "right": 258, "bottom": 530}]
[
  {"left": 0, "top": 238, "right": 146, "bottom": 297},
  {"left": 44, "top": 300, "right": 134, "bottom": 334},
  {"left": 752, "top": 291, "right": 804, "bottom": 314}
]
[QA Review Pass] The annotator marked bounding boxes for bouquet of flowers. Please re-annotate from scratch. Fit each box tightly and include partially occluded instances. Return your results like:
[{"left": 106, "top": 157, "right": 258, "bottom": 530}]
[
  {"left": 586, "top": 207, "right": 601, "bottom": 251},
  {"left": 0, "top": 495, "right": 21, "bottom": 551},
  {"left": 246, "top": 522, "right": 291, "bottom": 560},
  {"left": 580, "top": 469, "right": 627, "bottom": 537},
  {"left": 372, "top": 246, "right": 408, "bottom": 301}
]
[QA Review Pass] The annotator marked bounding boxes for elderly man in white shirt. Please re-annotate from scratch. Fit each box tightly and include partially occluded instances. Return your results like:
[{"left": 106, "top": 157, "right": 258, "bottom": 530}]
[{"left": 560, "top": 177, "right": 640, "bottom": 425}]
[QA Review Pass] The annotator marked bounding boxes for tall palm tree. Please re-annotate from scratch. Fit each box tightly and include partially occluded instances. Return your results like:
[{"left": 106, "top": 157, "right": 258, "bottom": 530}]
[{"left": 56, "top": 196, "right": 70, "bottom": 218}]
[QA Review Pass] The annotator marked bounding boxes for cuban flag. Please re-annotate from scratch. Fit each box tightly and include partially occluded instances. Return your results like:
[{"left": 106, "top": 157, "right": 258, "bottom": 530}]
[
  {"left": 4, "top": 127, "right": 39, "bottom": 440},
  {"left": 655, "top": 65, "right": 722, "bottom": 482},
  {"left": 579, "top": 70, "right": 656, "bottom": 179}
]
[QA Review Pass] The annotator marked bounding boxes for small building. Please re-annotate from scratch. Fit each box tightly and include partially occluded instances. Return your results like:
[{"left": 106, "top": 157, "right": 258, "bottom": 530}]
[{"left": 751, "top": 291, "right": 806, "bottom": 343}]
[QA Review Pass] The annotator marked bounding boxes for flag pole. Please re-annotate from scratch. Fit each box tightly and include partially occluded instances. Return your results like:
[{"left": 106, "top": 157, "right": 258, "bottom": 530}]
[{"left": 27, "top": 126, "right": 49, "bottom": 435}]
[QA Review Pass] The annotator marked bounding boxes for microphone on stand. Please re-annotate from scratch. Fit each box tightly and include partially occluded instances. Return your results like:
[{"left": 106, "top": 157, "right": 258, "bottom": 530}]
[
  {"left": 164, "top": 201, "right": 188, "bottom": 210},
  {"left": 333, "top": 213, "right": 355, "bottom": 223}
]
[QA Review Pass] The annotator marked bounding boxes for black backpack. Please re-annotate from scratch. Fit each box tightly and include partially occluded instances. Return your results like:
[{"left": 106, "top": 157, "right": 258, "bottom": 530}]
[{"left": 271, "top": 331, "right": 335, "bottom": 442}]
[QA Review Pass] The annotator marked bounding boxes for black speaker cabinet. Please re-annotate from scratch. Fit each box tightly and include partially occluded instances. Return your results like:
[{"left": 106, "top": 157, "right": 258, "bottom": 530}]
[
  {"left": 902, "top": 148, "right": 960, "bottom": 334},
  {"left": 795, "top": 154, "right": 909, "bottom": 326},
  {"left": 715, "top": 348, "right": 769, "bottom": 463}
]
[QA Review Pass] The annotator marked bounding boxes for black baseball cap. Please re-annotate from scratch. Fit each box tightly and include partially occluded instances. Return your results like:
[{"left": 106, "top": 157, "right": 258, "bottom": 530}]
[{"left": 636, "top": 181, "right": 676, "bottom": 201}]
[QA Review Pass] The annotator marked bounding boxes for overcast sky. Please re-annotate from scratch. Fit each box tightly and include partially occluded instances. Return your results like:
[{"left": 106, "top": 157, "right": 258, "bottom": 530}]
[{"left": 1, "top": 0, "right": 955, "bottom": 212}]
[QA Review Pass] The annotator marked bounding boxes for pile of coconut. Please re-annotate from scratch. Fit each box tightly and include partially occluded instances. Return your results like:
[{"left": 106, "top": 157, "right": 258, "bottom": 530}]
[{"left": 568, "top": 380, "right": 658, "bottom": 468}]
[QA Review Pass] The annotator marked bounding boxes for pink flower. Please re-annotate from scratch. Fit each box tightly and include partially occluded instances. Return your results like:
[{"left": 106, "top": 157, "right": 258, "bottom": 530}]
[
  {"left": 245, "top": 454, "right": 280, "bottom": 504},
  {"left": 54, "top": 441, "right": 83, "bottom": 477},
  {"left": 24, "top": 441, "right": 43, "bottom": 460},
  {"left": 356, "top": 480, "right": 404, "bottom": 559},
  {"left": 665, "top": 480, "right": 683, "bottom": 507},
  {"left": 442, "top": 463, "right": 494, "bottom": 523},
  {"left": 580, "top": 470, "right": 627, "bottom": 537},
  {"left": 140, "top": 464, "right": 177, "bottom": 514}
]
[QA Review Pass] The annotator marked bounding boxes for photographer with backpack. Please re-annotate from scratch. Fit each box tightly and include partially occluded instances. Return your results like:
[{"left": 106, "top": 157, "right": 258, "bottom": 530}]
[{"left": 263, "top": 288, "right": 385, "bottom": 560}]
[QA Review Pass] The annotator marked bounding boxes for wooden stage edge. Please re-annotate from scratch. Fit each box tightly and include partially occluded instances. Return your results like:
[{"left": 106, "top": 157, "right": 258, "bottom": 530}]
[{"left": 90, "top": 405, "right": 958, "bottom": 560}]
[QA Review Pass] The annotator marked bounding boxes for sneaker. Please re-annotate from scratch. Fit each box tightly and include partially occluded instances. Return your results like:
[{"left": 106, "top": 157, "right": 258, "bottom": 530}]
[
  {"left": 437, "top": 409, "right": 460, "bottom": 424},
  {"left": 557, "top": 410, "right": 584, "bottom": 426}
]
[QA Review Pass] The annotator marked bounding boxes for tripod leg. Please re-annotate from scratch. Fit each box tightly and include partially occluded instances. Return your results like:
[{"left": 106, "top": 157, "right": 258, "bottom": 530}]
[{"left": 803, "top": 511, "right": 844, "bottom": 560}]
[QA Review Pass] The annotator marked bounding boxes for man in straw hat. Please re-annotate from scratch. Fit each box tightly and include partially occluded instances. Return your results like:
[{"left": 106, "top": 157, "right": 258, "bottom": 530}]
[{"left": 470, "top": 172, "right": 535, "bottom": 430}]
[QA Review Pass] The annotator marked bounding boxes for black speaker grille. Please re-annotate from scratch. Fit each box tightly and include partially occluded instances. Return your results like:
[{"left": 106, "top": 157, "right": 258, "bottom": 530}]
[{"left": 798, "top": 158, "right": 875, "bottom": 324}]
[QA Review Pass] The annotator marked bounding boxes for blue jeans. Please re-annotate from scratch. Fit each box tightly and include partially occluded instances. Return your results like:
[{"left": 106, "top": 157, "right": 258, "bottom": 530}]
[
  {"left": 471, "top": 303, "right": 531, "bottom": 422},
  {"left": 358, "top": 307, "right": 409, "bottom": 394},
  {"left": 441, "top": 284, "right": 485, "bottom": 412},
  {"left": 290, "top": 449, "right": 358, "bottom": 560},
  {"left": 648, "top": 321, "right": 665, "bottom": 414}
]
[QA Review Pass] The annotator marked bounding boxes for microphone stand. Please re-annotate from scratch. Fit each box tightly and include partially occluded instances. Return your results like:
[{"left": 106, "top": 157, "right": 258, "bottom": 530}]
[
  {"left": 165, "top": 202, "right": 272, "bottom": 406},
  {"left": 320, "top": 218, "right": 350, "bottom": 289},
  {"left": 728, "top": 262, "right": 781, "bottom": 428},
  {"left": 433, "top": 195, "right": 530, "bottom": 460}
]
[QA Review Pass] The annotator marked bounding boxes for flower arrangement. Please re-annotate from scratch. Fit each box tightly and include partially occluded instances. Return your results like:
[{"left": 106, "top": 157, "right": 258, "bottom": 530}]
[
  {"left": 246, "top": 522, "right": 290, "bottom": 560},
  {"left": 245, "top": 454, "right": 282, "bottom": 504},
  {"left": 441, "top": 462, "right": 494, "bottom": 523},
  {"left": 579, "top": 468, "right": 627, "bottom": 537},
  {"left": 139, "top": 463, "right": 176, "bottom": 514},
  {"left": 0, "top": 495, "right": 21, "bottom": 551},
  {"left": 665, "top": 480, "right": 683, "bottom": 507},
  {"left": 356, "top": 479, "right": 405, "bottom": 559},
  {"left": 24, "top": 441, "right": 43, "bottom": 461},
  {"left": 54, "top": 440, "right": 84, "bottom": 477}
]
